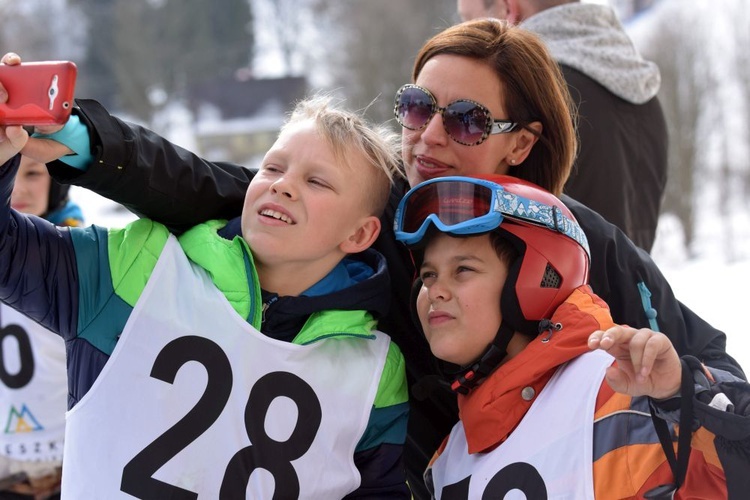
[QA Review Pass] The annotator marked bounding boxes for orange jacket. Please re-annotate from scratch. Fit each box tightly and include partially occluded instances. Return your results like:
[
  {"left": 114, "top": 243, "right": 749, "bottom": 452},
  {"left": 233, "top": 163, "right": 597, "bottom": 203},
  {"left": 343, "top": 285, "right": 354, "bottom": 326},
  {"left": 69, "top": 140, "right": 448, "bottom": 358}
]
[{"left": 430, "top": 286, "right": 730, "bottom": 499}]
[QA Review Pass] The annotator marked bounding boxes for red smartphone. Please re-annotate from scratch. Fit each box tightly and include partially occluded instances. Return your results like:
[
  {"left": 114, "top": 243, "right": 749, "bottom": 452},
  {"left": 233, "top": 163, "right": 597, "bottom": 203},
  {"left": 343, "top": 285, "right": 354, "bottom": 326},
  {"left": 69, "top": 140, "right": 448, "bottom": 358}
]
[{"left": 0, "top": 61, "right": 77, "bottom": 126}]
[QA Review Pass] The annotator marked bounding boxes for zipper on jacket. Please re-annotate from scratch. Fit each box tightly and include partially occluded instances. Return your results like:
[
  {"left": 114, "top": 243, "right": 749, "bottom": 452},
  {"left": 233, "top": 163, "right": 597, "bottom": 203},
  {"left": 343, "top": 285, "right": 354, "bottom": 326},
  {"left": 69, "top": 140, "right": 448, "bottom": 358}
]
[{"left": 261, "top": 295, "right": 279, "bottom": 326}]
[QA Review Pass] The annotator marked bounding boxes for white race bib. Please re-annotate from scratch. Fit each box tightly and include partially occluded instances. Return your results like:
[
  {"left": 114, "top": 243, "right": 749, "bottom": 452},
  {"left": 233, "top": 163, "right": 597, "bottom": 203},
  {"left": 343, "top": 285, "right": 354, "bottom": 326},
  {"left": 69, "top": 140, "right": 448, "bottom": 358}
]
[
  {"left": 0, "top": 305, "right": 66, "bottom": 464},
  {"left": 430, "top": 349, "right": 613, "bottom": 499},
  {"left": 63, "top": 236, "right": 389, "bottom": 499}
]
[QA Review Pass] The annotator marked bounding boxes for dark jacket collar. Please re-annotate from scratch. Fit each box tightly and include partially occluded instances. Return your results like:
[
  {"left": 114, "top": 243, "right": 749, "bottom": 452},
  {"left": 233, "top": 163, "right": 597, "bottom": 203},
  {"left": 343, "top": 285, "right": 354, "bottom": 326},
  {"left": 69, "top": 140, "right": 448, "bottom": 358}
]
[{"left": 219, "top": 217, "right": 391, "bottom": 343}]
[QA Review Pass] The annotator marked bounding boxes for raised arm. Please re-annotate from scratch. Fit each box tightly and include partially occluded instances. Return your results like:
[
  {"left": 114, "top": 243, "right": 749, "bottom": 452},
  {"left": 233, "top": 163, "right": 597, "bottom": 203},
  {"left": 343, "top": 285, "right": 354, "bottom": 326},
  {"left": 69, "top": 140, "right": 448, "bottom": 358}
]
[
  {"left": 0, "top": 53, "right": 252, "bottom": 232},
  {"left": 45, "top": 99, "right": 252, "bottom": 232},
  {"left": 0, "top": 153, "right": 79, "bottom": 339}
]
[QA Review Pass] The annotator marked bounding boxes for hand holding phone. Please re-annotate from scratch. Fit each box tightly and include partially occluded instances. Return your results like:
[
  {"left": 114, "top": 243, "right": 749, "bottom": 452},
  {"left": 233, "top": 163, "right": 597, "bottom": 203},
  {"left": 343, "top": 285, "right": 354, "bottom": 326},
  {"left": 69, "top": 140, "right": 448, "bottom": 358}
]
[
  {"left": 0, "top": 125, "right": 29, "bottom": 168},
  {"left": 0, "top": 61, "right": 77, "bottom": 126}
]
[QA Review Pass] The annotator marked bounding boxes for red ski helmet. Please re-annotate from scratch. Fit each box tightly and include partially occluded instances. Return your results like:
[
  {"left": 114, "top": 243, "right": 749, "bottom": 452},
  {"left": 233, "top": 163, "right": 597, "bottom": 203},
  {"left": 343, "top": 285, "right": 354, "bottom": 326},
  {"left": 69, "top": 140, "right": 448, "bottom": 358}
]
[{"left": 396, "top": 174, "right": 590, "bottom": 337}]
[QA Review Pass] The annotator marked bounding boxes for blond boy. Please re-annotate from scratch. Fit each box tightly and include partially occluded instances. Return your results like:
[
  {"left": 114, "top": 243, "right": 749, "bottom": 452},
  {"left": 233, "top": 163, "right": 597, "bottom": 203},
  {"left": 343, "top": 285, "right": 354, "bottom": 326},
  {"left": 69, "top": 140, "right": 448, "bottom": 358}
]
[{"left": 0, "top": 97, "right": 409, "bottom": 498}]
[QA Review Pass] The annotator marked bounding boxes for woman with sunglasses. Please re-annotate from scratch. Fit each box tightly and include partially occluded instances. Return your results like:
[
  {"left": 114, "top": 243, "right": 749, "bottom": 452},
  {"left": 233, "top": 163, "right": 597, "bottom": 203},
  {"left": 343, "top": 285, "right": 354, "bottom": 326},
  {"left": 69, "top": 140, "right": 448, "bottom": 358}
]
[
  {"left": 3, "top": 19, "right": 745, "bottom": 498},
  {"left": 394, "top": 173, "right": 746, "bottom": 499}
]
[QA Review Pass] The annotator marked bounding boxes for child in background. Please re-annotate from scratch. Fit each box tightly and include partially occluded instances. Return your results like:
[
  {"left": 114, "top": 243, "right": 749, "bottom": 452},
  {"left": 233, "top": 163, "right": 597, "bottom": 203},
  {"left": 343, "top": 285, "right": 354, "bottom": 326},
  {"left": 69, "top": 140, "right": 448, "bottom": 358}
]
[
  {"left": 0, "top": 96, "right": 409, "bottom": 498},
  {"left": 10, "top": 155, "right": 83, "bottom": 227},
  {"left": 0, "top": 156, "right": 83, "bottom": 499},
  {"left": 394, "top": 174, "right": 750, "bottom": 498}
]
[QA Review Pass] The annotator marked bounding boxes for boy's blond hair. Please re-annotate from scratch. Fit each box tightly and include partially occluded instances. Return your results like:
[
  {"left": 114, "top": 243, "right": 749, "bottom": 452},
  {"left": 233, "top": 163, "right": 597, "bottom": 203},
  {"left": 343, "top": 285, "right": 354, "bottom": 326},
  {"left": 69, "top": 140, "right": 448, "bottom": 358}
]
[{"left": 282, "top": 95, "right": 403, "bottom": 216}]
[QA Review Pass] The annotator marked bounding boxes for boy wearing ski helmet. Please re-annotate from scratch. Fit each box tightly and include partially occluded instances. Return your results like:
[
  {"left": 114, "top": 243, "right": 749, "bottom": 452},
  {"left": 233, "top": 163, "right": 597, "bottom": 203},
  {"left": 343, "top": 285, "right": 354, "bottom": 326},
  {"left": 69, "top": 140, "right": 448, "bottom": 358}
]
[{"left": 395, "top": 174, "right": 750, "bottom": 498}]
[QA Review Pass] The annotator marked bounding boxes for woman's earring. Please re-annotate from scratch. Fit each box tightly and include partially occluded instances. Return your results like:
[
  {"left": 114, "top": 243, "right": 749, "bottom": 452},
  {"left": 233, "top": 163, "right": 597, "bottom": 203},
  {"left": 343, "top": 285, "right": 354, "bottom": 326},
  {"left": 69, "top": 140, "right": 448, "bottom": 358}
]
[{"left": 509, "top": 159, "right": 516, "bottom": 165}]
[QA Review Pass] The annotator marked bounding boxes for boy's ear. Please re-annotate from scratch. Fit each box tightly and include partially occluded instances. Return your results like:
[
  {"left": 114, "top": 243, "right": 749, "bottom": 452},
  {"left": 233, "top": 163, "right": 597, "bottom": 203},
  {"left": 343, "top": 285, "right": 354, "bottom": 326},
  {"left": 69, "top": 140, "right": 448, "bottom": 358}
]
[
  {"left": 506, "top": 121, "right": 542, "bottom": 165},
  {"left": 340, "top": 216, "right": 381, "bottom": 254}
]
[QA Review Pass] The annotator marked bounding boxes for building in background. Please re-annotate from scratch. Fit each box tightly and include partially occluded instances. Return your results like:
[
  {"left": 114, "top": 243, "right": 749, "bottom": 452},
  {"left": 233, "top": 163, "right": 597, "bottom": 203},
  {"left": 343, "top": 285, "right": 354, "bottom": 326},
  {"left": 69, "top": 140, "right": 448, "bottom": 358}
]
[{"left": 187, "top": 72, "right": 308, "bottom": 166}]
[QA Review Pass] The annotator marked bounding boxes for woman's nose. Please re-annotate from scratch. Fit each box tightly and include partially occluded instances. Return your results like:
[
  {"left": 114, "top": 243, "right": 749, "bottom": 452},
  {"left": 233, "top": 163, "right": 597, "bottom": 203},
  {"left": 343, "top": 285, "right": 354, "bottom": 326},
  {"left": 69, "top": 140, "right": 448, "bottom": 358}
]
[{"left": 420, "top": 112, "right": 450, "bottom": 146}]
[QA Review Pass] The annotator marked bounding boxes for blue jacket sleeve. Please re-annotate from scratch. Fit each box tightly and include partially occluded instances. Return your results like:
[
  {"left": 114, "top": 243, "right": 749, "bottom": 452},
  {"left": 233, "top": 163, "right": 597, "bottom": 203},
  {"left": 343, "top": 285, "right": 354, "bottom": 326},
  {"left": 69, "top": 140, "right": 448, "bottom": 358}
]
[{"left": 0, "top": 155, "right": 79, "bottom": 340}]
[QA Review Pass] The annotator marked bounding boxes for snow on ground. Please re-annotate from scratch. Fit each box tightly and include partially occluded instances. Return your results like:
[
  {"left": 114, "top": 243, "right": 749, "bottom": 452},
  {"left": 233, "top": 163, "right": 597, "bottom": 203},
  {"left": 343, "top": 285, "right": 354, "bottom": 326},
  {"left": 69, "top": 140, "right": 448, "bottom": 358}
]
[
  {"left": 70, "top": 186, "right": 138, "bottom": 229},
  {"left": 656, "top": 258, "right": 749, "bottom": 373},
  {"left": 651, "top": 212, "right": 750, "bottom": 374}
]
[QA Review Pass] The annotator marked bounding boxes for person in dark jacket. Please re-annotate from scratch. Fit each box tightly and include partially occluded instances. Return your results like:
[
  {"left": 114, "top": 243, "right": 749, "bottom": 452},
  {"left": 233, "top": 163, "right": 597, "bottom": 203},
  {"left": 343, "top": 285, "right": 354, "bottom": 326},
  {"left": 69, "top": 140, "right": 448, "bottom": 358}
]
[
  {"left": 2, "top": 19, "right": 742, "bottom": 499},
  {"left": 0, "top": 156, "right": 84, "bottom": 499},
  {"left": 458, "top": 0, "right": 668, "bottom": 252}
]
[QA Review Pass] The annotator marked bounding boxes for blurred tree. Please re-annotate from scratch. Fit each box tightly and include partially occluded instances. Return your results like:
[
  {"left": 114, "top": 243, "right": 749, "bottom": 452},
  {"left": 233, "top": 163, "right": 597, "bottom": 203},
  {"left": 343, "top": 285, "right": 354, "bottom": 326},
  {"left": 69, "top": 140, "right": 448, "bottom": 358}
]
[
  {"left": 312, "top": 0, "right": 457, "bottom": 126},
  {"left": 716, "top": 0, "right": 749, "bottom": 262},
  {"left": 0, "top": 0, "right": 85, "bottom": 62},
  {"left": 153, "top": 0, "right": 254, "bottom": 94},
  {"left": 638, "top": 5, "right": 714, "bottom": 254},
  {"left": 70, "top": 0, "right": 254, "bottom": 123},
  {"left": 255, "top": 0, "right": 311, "bottom": 76},
  {"left": 734, "top": 0, "right": 750, "bottom": 201},
  {"left": 632, "top": 0, "right": 750, "bottom": 257},
  {"left": 244, "top": 0, "right": 455, "bottom": 126},
  {"left": 69, "top": 0, "right": 119, "bottom": 110},
  {"left": 110, "top": 1, "right": 158, "bottom": 121}
]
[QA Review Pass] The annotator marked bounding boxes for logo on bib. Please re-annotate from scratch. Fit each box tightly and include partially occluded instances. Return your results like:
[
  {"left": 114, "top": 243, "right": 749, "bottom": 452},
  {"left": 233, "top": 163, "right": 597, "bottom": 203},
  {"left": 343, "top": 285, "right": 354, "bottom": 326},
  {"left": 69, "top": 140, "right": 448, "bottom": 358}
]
[{"left": 4, "top": 404, "right": 44, "bottom": 434}]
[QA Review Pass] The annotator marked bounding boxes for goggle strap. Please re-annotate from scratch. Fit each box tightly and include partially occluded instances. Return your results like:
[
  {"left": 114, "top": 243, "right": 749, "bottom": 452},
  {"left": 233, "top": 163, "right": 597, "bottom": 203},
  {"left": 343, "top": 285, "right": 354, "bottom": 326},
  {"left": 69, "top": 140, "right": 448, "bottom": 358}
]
[{"left": 495, "top": 190, "right": 590, "bottom": 257}]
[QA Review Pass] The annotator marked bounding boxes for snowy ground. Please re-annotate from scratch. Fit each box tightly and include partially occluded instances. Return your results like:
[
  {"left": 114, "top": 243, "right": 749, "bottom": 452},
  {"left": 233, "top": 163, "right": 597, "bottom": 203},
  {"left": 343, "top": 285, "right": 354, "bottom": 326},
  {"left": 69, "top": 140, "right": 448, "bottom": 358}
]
[
  {"left": 71, "top": 186, "right": 750, "bottom": 376},
  {"left": 651, "top": 212, "right": 750, "bottom": 374},
  {"left": 656, "top": 258, "right": 749, "bottom": 373}
]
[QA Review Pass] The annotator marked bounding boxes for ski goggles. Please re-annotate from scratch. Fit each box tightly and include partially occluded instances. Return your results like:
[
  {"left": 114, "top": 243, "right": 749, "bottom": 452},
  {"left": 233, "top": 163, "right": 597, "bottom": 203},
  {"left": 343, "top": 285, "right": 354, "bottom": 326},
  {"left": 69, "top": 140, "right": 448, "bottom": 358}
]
[
  {"left": 394, "top": 84, "right": 518, "bottom": 146},
  {"left": 394, "top": 176, "right": 590, "bottom": 255}
]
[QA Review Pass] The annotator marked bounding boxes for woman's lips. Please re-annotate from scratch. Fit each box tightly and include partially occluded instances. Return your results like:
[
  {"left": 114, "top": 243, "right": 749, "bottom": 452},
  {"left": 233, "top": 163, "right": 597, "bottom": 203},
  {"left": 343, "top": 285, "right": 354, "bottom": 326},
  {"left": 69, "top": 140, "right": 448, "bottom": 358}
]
[{"left": 415, "top": 155, "right": 452, "bottom": 179}]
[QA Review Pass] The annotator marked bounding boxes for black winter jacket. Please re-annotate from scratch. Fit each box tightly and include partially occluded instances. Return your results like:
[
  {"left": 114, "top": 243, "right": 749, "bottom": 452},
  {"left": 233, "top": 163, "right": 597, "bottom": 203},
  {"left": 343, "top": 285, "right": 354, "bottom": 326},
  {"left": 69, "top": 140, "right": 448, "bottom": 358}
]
[
  {"left": 47, "top": 99, "right": 743, "bottom": 500},
  {"left": 562, "top": 65, "right": 668, "bottom": 252},
  {"left": 522, "top": 2, "right": 669, "bottom": 252}
]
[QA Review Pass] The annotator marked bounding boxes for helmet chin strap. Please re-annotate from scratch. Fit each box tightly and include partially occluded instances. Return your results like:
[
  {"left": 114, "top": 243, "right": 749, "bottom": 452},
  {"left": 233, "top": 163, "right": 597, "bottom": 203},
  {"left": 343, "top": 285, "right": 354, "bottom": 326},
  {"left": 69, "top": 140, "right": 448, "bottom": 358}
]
[{"left": 449, "top": 323, "right": 517, "bottom": 395}]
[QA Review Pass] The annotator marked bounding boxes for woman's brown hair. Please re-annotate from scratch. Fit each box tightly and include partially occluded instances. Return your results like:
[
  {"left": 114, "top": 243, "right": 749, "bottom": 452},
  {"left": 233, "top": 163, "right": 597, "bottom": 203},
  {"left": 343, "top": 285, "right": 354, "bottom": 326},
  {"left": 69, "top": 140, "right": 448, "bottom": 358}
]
[{"left": 412, "top": 19, "right": 578, "bottom": 196}]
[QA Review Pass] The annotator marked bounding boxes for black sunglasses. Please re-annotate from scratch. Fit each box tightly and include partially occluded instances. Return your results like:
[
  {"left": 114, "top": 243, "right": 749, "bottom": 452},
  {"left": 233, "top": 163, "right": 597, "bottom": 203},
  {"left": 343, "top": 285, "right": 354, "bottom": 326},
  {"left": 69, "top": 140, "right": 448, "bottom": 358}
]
[{"left": 394, "top": 84, "right": 518, "bottom": 146}]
